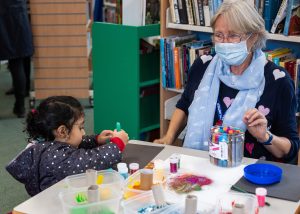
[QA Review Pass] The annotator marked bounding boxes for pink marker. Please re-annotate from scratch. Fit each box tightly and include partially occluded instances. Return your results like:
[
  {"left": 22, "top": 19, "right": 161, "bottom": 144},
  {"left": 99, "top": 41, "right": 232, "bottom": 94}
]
[{"left": 256, "top": 187, "right": 267, "bottom": 207}]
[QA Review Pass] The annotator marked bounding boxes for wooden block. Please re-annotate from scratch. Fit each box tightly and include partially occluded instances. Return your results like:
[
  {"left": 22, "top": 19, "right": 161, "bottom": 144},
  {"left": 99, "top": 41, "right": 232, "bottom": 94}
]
[
  {"left": 33, "top": 36, "right": 87, "bottom": 47},
  {"left": 34, "top": 47, "right": 87, "bottom": 57},
  {"left": 33, "top": 58, "right": 88, "bottom": 68},
  {"left": 32, "top": 25, "right": 86, "bottom": 36},
  {"left": 30, "top": 3, "right": 86, "bottom": 14},
  {"left": 31, "top": 14, "right": 86, "bottom": 25},
  {"left": 34, "top": 68, "right": 89, "bottom": 78},
  {"left": 34, "top": 78, "right": 89, "bottom": 89},
  {"left": 35, "top": 89, "right": 89, "bottom": 99}
]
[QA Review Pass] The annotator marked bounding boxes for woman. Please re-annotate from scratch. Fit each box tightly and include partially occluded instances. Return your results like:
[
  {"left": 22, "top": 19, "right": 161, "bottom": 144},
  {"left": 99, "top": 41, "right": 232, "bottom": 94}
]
[
  {"left": 0, "top": 0, "right": 34, "bottom": 117},
  {"left": 154, "top": 0, "right": 299, "bottom": 164}
]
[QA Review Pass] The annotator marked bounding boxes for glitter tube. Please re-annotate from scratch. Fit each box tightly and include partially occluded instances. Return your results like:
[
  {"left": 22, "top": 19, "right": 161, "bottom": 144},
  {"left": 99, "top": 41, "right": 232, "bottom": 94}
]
[
  {"left": 152, "top": 183, "right": 166, "bottom": 207},
  {"left": 256, "top": 187, "right": 267, "bottom": 207},
  {"left": 129, "top": 163, "right": 139, "bottom": 175},
  {"left": 140, "top": 169, "right": 153, "bottom": 190},
  {"left": 87, "top": 185, "right": 99, "bottom": 203},
  {"left": 184, "top": 195, "right": 197, "bottom": 214},
  {"left": 86, "top": 169, "right": 97, "bottom": 186},
  {"left": 170, "top": 157, "right": 178, "bottom": 173}
]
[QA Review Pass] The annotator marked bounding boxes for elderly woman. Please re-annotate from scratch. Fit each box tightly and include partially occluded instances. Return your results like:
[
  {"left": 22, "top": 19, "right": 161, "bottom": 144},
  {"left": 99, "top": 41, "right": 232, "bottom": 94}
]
[{"left": 155, "top": 0, "right": 299, "bottom": 164}]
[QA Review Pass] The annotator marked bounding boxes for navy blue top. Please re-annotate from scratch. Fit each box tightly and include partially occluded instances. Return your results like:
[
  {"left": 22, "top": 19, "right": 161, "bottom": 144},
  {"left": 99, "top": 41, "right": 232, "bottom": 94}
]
[{"left": 176, "top": 57, "right": 300, "bottom": 164}]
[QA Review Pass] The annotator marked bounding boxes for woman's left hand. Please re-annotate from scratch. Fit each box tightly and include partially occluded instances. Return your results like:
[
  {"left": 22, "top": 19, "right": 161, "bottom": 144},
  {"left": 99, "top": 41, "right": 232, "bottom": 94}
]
[{"left": 243, "top": 108, "right": 268, "bottom": 142}]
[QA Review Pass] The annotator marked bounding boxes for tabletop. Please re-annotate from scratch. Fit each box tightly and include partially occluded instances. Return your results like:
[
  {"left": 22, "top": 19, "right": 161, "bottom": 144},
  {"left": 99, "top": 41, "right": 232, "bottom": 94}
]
[{"left": 13, "top": 140, "right": 300, "bottom": 214}]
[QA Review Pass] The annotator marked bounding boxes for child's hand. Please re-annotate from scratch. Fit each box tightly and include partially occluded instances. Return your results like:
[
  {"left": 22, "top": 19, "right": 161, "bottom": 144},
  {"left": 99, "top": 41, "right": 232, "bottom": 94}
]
[
  {"left": 113, "top": 130, "right": 129, "bottom": 145},
  {"left": 97, "top": 130, "right": 114, "bottom": 144}
]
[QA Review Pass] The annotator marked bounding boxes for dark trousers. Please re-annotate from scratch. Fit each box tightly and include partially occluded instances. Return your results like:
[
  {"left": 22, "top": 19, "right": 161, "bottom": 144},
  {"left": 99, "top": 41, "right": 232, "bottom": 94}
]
[{"left": 9, "top": 58, "right": 27, "bottom": 112}]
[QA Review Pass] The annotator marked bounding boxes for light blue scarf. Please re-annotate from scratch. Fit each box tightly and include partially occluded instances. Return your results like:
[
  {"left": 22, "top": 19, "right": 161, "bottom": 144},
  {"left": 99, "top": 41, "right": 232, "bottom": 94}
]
[{"left": 183, "top": 50, "right": 266, "bottom": 150}]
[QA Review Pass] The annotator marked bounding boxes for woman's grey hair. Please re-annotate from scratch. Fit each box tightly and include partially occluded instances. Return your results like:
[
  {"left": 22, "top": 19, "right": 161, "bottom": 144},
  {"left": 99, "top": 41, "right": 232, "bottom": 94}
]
[{"left": 211, "top": 0, "right": 267, "bottom": 50}]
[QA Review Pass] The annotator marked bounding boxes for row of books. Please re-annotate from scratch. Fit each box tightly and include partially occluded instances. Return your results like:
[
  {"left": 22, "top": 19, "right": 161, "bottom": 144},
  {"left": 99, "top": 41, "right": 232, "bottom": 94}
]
[
  {"left": 160, "top": 34, "right": 213, "bottom": 89},
  {"left": 168, "top": 0, "right": 300, "bottom": 36}
]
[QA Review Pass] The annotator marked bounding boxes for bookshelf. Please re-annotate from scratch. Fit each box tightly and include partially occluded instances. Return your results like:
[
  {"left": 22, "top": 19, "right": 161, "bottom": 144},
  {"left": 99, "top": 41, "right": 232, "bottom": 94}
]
[
  {"left": 92, "top": 22, "right": 160, "bottom": 140},
  {"left": 159, "top": 1, "right": 300, "bottom": 139}
]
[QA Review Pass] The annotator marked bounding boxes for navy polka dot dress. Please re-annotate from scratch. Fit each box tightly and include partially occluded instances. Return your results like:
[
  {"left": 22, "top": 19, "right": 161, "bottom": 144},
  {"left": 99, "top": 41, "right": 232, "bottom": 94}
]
[{"left": 6, "top": 135, "right": 122, "bottom": 196}]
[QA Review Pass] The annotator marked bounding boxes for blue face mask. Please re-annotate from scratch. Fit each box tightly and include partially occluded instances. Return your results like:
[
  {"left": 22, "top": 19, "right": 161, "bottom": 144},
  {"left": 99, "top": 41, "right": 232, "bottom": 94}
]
[{"left": 215, "top": 40, "right": 249, "bottom": 66}]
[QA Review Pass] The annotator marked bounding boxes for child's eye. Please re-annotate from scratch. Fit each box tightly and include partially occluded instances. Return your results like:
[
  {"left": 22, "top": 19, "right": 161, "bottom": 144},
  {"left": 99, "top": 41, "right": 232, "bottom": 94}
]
[{"left": 80, "top": 126, "right": 85, "bottom": 130}]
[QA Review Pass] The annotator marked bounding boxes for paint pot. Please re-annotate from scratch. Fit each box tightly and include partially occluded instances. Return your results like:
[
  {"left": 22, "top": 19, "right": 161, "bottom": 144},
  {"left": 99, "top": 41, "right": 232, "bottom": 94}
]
[{"left": 256, "top": 187, "right": 267, "bottom": 207}]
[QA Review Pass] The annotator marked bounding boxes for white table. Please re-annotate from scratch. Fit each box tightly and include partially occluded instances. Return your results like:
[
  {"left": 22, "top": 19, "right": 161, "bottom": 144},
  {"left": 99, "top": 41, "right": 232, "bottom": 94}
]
[{"left": 13, "top": 140, "right": 300, "bottom": 214}]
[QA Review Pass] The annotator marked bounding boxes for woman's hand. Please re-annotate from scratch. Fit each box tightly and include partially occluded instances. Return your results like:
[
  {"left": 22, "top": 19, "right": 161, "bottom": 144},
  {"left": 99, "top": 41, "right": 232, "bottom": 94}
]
[
  {"left": 243, "top": 108, "right": 268, "bottom": 142},
  {"left": 97, "top": 130, "right": 114, "bottom": 144},
  {"left": 113, "top": 130, "right": 129, "bottom": 145},
  {"left": 153, "top": 135, "right": 173, "bottom": 145}
]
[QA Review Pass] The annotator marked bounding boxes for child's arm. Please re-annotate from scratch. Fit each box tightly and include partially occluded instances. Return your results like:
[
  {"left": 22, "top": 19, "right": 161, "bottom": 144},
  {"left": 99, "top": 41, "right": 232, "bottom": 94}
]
[{"left": 49, "top": 143, "right": 123, "bottom": 184}]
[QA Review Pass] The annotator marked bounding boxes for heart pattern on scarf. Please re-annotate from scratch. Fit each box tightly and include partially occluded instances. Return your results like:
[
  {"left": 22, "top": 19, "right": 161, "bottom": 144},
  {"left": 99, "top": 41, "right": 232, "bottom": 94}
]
[
  {"left": 245, "top": 143, "right": 254, "bottom": 155},
  {"left": 258, "top": 105, "right": 270, "bottom": 116},
  {"left": 200, "top": 55, "right": 213, "bottom": 64},
  {"left": 273, "top": 69, "right": 285, "bottom": 80},
  {"left": 223, "top": 97, "right": 234, "bottom": 108}
]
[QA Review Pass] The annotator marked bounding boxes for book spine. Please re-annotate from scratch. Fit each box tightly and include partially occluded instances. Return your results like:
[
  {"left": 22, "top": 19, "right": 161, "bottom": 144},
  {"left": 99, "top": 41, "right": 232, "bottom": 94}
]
[
  {"left": 169, "top": 0, "right": 177, "bottom": 23},
  {"left": 270, "top": 0, "right": 288, "bottom": 34},
  {"left": 283, "top": 0, "right": 294, "bottom": 36},
  {"left": 160, "top": 38, "right": 166, "bottom": 88},
  {"left": 178, "top": 0, "right": 189, "bottom": 24},
  {"left": 174, "top": 0, "right": 181, "bottom": 23},
  {"left": 186, "top": 0, "right": 195, "bottom": 25},
  {"left": 203, "top": 0, "right": 211, "bottom": 26},
  {"left": 192, "top": 0, "right": 200, "bottom": 25},
  {"left": 174, "top": 47, "right": 182, "bottom": 89},
  {"left": 198, "top": 0, "right": 205, "bottom": 26}
]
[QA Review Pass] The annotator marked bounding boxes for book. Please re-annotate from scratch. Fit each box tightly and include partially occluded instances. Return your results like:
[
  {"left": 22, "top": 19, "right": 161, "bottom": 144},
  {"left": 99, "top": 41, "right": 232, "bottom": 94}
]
[
  {"left": 186, "top": 0, "right": 195, "bottom": 25},
  {"left": 270, "top": 0, "right": 288, "bottom": 34},
  {"left": 169, "top": 0, "right": 177, "bottom": 23},
  {"left": 178, "top": 0, "right": 189, "bottom": 24},
  {"left": 169, "top": 0, "right": 181, "bottom": 23},
  {"left": 203, "top": 0, "right": 211, "bottom": 26},
  {"left": 288, "top": 4, "right": 300, "bottom": 35},
  {"left": 263, "top": 0, "right": 281, "bottom": 32},
  {"left": 283, "top": 0, "right": 300, "bottom": 35},
  {"left": 197, "top": 0, "right": 205, "bottom": 26},
  {"left": 192, "top": 0, "right": 201, "bottom": 25}
]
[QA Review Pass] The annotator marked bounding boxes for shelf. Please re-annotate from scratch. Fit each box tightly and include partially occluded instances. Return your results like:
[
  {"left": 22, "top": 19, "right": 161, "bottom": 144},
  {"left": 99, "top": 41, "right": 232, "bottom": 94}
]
[
  {"left": 103, "top": 2, "right": 116, "bottom": 7},
  {"left": 140, "top": 124, "right": 160, "bottom": 133},
  {"left": 140, "top": 79, "right": 160, "bottom": 87},
  {"left": 166, "top": 88, "right": 184, "bottom": 93}
]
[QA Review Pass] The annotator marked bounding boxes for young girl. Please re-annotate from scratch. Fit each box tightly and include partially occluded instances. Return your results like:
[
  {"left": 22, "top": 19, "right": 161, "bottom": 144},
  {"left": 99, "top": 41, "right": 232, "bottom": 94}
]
[{"left": 6, "top": 96, "right": 129, "bottom": 196}]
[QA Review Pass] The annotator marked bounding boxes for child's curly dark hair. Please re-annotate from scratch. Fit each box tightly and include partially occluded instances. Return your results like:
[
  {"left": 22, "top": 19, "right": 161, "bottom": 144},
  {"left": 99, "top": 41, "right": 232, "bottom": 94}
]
[{"left": 26, "top": 96, "right": 84, "bottom": 141}]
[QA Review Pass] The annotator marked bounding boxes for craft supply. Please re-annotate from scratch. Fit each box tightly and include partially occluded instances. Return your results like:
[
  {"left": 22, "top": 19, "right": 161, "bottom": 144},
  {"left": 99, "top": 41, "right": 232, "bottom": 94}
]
[
  {"left": 153, "top": 159, "right": 165, "bottom": 182},
  {"left": 117, "top": 163, "right": 129, "bottom": 179},
  {"left": 116, "top": 122, "right": 121, "bottom": 131},
  {"left": 129, "top": 163, "right": 139, "bottom": 175},
  {"left": 184, "top": 195, "right": 197, "bottom": 214},
  {"left": 75, "top": 192, "right": 88, "bottom": 204},
  {"left": 86, "top": 169, "right": 97, "bottom": 186},
  {"left": 152, "top": 183, "right": 166, "bottom": 207},
  {"left": 209, "top": 125, "right": 244, "bottom": 168},
  {"left": 256, "top": 187, "right": 267, "bottom": 207},
  {"left": 140, "top": 169, "right": 153, "bottom": 190},
  {"left": 168, "top": 174, "right": 212, "bottom": 193},
  {"left": 170, "top": 157, "right": 178, "bottom": 173},
  {"left": 88, "top": 185, "right": 99, "bottom": 203},
  {"left": 171, "top": 153, "right": 181, "bottom": 169}
]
